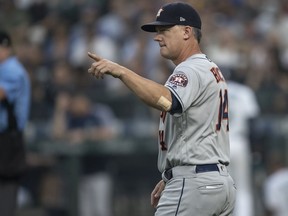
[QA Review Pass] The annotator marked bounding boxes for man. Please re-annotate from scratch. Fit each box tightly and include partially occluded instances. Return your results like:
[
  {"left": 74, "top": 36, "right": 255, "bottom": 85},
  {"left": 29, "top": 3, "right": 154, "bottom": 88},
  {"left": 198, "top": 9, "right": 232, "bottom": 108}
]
[
  {"left": 0, "top": 30, "right": 30, "bottom": 216},
  {"left": 227, "top": 78, "right": 260, "bottom": 216},
  {"left": 87, "top": 2, "right": 236, "bottom": 216}
]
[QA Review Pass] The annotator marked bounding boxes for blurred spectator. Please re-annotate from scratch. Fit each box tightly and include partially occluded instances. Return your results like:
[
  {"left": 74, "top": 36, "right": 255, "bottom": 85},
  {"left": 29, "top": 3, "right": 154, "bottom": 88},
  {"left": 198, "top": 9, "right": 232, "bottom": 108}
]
[
  {"left": 51, "top": 92, "right": 119, "bottom": 216},
  {"left": 0, "top": 30, "right": 31, "bottom": 216},
  {"left": 43, "top": 19, "right": 71, "bottom": 67},
  {"left": 51, "top": 92, "right": 118, "bottom": 143},
  {"left": 68, "top": 4, "right": 124, "bottom": 94},
  {"left": 96, "top": 0, "right": 129, "bottom": 43},
  {"left": 68, "top": 4, "right": 119, "bottom": 68},
  {"left": 49, "top": 61, "right": 76, "bottom": 95},
  {"left": 263, "top": 151, "right": 288, "bottom": 216}
]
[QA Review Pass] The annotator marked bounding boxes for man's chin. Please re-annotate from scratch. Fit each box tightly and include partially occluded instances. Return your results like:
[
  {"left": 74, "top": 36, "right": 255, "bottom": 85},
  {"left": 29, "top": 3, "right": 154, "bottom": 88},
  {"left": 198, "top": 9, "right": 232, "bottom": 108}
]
[{"left": 160, "top": 50, "right": 170, "bottom": 59}]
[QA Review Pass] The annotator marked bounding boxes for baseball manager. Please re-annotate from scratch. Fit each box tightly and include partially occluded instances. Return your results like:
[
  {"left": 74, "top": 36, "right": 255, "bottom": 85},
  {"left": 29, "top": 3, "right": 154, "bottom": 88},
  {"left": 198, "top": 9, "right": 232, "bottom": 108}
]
[{"left": 88, "top": 2, "right": 236, "bottom": 216}]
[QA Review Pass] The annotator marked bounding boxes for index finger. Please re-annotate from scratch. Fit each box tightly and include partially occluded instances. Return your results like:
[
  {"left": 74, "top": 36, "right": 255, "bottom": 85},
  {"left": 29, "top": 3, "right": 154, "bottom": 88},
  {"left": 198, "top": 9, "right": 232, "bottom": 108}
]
[{"left": 88, "top": 52, "right": 102, "bottom": 61}]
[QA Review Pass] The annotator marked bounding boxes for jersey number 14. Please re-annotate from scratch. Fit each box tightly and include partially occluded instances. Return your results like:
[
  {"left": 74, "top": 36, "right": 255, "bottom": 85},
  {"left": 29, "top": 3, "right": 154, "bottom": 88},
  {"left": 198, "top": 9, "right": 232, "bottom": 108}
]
[{"left": 216, "top": 89, "right": 229, "bottom": 131}]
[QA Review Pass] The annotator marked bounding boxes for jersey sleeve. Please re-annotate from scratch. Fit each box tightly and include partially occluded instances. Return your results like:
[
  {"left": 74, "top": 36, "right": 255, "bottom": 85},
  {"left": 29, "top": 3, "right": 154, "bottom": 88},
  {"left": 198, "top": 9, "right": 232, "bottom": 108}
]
[{"left": 165, "top": 66, "right": 200, "bottom": 115}]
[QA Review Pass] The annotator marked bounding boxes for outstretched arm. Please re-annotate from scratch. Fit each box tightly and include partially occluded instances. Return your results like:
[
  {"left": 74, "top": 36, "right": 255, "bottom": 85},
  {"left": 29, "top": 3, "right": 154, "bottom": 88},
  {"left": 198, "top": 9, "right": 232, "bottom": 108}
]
[{"left": 87, "top": 52, "right": 172, "bottom": 112}]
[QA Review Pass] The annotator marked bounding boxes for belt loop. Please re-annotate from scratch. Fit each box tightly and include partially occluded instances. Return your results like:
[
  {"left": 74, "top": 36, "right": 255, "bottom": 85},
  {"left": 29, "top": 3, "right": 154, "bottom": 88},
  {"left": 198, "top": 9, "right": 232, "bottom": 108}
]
[
  {"left": 162, "top": 168, "right": 173, "bottom": 183},
  {"left": 162, "top": 170, "right": 169, "bottom": 183},
  {"left": 217, "top": 164, "right": 228, "bottom": 176}
]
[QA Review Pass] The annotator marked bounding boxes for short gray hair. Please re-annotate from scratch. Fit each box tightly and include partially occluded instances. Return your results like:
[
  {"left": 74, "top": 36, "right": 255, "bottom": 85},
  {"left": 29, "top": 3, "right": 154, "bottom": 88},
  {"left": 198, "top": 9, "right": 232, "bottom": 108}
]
[{"left": 193, "top": 28, "right": 202, "bottom": 43}]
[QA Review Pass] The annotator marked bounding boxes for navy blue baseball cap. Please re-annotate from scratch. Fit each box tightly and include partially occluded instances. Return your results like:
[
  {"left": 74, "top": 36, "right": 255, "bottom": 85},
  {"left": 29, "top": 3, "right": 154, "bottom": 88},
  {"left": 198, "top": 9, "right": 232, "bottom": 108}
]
[
  {"left": 141, "top": 2, "right": 201, "bottom": 32},
  {"left": 0, "top": 30, "right": 12, "bottom": 47}
]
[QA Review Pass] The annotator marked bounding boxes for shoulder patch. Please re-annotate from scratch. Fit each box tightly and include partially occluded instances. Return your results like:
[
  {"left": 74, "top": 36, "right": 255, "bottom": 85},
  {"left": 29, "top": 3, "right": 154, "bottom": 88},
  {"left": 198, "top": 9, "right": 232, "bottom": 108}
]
[{"left": 168, "top": 73, "right": 188, "bottom": 87}]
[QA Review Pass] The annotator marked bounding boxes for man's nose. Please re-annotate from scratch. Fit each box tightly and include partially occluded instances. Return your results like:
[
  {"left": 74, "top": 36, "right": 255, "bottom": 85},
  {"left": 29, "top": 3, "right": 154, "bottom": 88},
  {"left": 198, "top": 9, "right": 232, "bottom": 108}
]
[{"left": 154, "top": 34, "right": 161, "bottom": 41}]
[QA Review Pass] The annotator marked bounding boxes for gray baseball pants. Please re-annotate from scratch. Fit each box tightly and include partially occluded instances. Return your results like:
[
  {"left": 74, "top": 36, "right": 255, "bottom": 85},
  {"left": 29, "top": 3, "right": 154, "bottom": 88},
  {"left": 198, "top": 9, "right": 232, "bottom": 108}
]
[{"left": 155, "top": 164, "right": 236, "bottom": 216}]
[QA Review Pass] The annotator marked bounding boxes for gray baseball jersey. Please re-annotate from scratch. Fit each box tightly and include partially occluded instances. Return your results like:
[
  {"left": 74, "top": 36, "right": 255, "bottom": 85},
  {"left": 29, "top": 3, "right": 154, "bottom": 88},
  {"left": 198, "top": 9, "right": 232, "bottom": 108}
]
[{"left": 158, "top": 54, "right": 230, "bottom": 172}]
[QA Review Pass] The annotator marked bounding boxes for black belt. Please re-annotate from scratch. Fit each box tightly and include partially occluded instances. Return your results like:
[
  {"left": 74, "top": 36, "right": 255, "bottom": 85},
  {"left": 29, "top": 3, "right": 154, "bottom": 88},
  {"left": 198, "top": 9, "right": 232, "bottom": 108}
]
[{"left": 164, "top": 164, "right": 220, "bottom": 181}]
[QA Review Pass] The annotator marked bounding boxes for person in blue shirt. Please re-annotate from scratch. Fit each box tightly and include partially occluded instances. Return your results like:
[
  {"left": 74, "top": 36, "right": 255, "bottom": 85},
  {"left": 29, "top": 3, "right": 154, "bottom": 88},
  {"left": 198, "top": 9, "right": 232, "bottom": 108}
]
[{"left": 0, "top": 30, "right": 30, "bottom": 216}]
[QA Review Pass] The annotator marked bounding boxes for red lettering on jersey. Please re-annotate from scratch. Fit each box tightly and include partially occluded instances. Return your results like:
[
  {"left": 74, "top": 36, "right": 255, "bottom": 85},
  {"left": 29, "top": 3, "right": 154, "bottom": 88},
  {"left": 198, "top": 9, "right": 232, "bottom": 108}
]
[
  {"left": 159, "top": 130, "right": 167, "bottom": 151},
  {"left": 160, "top": 111, "right": 167, "bottom": 123},
  {"left": 159, "top": 111, "right": 167, "bottom": 150},
  {"left": 216, "top": 89, "right": 229, "bottom": 131},
  {"left": 210, "top": 67, "right": 225, "bottom": 83}
]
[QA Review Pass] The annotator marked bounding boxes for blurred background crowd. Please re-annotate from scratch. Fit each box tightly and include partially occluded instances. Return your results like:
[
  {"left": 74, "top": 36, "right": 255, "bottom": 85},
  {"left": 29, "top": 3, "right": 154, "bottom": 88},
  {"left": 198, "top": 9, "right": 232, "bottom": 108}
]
[{"left": 1, "top": 0, "right": 288, "bottom": 216}]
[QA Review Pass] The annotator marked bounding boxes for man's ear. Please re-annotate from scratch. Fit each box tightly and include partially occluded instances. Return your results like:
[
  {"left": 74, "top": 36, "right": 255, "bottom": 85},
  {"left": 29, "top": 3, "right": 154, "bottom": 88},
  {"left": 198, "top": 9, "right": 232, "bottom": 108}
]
[{"left": 183, "top": 26, "right": 193, "bottom": 40}]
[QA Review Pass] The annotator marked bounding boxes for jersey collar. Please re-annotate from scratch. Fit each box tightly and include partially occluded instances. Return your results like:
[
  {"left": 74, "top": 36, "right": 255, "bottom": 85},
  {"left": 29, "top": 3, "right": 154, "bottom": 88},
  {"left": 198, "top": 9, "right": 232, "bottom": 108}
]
[{"left": 187, "top": 53, "right": 207, "bottom": 60}]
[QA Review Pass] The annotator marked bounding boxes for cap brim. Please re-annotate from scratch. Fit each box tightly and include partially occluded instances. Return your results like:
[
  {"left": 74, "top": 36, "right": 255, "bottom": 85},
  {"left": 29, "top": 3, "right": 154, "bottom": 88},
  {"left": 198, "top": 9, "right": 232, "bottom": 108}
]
[{"left": 141, "top": 21, "right": 175, "bottom": 32}]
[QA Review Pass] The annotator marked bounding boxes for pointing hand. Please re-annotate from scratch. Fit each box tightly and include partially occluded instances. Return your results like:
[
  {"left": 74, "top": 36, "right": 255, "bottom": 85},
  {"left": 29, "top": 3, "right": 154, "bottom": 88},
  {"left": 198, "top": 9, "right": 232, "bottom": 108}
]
[{"left": 87, "top": 52, "right": 123, "bottom": 78}]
